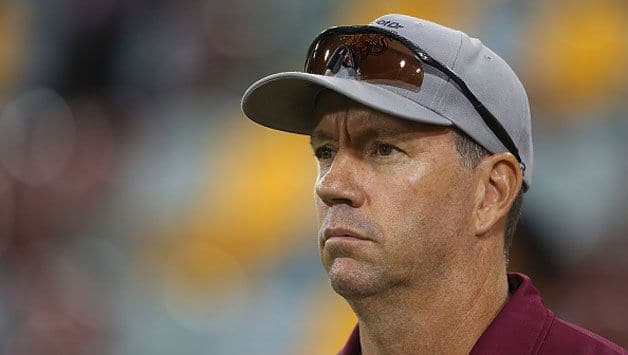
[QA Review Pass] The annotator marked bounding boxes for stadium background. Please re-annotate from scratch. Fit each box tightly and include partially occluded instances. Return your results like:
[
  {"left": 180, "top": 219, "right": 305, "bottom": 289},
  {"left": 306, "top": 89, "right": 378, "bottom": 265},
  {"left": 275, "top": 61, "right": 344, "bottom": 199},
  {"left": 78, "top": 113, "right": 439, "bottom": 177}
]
[{"left": 0, "top": 0, "right": 626, "bottom": 354}]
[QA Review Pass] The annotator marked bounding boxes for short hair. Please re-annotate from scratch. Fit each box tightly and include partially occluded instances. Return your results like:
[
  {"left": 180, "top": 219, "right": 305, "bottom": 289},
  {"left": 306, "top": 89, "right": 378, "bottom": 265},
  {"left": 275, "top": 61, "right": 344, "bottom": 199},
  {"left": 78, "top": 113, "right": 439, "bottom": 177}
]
[{"left": 452, "top": 129, "right": 523, "bottom": 262}]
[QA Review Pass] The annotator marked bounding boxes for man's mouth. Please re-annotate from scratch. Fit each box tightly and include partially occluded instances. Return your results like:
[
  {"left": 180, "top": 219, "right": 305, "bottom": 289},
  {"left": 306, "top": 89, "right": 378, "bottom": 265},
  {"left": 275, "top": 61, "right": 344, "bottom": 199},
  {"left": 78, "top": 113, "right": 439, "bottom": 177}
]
[{"left": 323, "top": 227, "right": 371, "bottom": 243}]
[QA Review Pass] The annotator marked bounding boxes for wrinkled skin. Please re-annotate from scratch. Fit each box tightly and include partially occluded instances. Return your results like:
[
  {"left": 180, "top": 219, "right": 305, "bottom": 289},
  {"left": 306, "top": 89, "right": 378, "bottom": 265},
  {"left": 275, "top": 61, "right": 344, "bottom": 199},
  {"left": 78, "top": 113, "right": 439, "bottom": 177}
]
[
  {"left": 310, "top": 91, "right": 521, "bottom": 354},
  {"left": 312, "top": 92, "right": 475, "bottom": 299}
]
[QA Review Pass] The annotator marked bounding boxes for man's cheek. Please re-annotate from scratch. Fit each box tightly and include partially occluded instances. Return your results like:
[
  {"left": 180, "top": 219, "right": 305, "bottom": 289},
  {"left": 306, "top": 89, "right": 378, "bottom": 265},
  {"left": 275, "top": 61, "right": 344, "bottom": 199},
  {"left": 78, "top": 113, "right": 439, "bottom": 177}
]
[{"left": 315, "top": 199, "right": 327, "bottom": 221}]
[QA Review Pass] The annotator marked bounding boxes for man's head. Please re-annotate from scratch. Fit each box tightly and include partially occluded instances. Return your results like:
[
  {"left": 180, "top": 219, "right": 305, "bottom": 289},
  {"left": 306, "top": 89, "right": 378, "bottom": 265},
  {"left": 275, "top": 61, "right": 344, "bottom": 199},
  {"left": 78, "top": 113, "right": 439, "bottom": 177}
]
[
  {"left": 241, "top": 14, "right": 532, "bottom": 299},
  {"left": 311, "top": 91, "right": 522, "bottom": 299}
]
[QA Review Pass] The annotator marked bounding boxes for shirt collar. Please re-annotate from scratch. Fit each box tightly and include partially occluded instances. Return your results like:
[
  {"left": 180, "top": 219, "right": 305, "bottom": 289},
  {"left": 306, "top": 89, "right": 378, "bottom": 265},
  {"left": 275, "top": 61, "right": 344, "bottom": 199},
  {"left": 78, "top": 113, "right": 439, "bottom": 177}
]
[{"left": 338, "top": 272, "right": 553, "bottom": 355}]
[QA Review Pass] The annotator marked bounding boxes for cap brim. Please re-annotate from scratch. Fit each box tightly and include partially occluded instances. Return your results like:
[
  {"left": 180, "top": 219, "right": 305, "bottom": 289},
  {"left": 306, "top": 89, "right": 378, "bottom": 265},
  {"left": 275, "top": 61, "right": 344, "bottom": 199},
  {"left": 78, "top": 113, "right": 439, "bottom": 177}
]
[{"left": 241, "top": 72, "right": 453, "bottom": 134}]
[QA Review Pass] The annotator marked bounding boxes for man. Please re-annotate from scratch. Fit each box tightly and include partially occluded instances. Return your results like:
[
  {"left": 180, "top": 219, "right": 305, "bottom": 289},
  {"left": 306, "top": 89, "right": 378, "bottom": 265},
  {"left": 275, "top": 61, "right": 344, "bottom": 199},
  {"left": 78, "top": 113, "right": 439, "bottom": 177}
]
[{"left": 241, "top": 14, "right": 626, "bottom": 355}]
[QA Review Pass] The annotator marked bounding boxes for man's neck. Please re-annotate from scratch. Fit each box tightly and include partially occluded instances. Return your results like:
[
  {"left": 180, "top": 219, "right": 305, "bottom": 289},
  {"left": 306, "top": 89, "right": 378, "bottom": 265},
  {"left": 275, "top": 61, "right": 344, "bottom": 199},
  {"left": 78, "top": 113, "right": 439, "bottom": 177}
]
[{"left": 348, "top": 265, "right": 509, "bottom": 355}]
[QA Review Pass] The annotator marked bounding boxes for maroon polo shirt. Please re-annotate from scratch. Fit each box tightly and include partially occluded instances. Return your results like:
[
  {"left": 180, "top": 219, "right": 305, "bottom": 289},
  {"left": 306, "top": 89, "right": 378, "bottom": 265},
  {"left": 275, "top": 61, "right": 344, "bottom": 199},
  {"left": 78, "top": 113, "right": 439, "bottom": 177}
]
[{"left": 338, "top": 272, "right": 626, "bottom": 354}]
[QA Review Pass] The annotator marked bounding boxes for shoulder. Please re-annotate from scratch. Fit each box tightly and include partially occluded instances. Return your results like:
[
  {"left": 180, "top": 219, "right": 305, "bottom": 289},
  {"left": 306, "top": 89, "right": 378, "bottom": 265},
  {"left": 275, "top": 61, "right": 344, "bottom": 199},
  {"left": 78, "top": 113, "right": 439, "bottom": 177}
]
[{"left": 538, "top": 315, "right": 626, "bottom": 355}]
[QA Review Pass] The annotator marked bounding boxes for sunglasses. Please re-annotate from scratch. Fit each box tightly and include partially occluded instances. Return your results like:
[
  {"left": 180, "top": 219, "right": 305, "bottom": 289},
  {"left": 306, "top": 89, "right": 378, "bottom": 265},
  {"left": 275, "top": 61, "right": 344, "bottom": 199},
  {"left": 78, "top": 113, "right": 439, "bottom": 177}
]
[{"left": 304, "top": 25, "right": 524, "bottom": 170}]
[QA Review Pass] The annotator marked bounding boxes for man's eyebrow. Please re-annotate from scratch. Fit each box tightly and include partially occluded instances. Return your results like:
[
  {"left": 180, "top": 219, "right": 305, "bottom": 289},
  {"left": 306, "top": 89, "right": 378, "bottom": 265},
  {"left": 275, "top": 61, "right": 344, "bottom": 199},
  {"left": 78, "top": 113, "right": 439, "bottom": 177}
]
[{"left": 309, "top": 131, "right": 335, "bottom": 147}]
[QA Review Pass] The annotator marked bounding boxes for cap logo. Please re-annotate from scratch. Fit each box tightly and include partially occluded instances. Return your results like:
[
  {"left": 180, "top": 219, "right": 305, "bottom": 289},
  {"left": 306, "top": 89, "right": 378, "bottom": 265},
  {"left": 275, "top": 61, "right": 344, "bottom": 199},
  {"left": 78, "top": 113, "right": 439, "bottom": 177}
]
[{"left": 376, "top": 19, "right": 404, "bottom": 29}]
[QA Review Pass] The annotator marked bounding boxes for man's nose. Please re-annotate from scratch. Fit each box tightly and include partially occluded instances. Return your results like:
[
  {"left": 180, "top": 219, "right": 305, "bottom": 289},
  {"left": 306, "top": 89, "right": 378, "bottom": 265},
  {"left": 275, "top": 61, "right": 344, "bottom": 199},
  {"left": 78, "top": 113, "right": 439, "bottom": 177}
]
[{"left": 315, "top": 152, "right": 365, "bottom": 208}]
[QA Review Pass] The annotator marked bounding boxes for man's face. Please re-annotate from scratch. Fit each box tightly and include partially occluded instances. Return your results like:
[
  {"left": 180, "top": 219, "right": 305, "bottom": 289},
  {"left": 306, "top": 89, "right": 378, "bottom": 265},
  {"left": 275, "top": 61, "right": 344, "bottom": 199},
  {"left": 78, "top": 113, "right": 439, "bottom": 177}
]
[{"left": 311, "top": 93, "right": 477, "bottom": 299}]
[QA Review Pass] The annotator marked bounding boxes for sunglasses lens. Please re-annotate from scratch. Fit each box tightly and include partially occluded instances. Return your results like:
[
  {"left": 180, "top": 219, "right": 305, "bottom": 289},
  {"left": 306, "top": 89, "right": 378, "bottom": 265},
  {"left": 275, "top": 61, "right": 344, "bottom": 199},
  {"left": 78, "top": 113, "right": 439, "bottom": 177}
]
[{"left": 305, "top": 33, "right": 424, "bottom": 90}]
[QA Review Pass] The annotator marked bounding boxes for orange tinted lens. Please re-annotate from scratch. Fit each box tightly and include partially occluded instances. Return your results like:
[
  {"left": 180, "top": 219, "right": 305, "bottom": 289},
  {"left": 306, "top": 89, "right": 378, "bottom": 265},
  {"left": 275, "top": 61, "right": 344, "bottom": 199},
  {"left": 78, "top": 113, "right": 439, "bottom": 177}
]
[
  {"left": 306, "top": 33, "right": 424, "bottom": 90},
  {"left": 305, "top": 34, "right": 350, "bottom": 74}
]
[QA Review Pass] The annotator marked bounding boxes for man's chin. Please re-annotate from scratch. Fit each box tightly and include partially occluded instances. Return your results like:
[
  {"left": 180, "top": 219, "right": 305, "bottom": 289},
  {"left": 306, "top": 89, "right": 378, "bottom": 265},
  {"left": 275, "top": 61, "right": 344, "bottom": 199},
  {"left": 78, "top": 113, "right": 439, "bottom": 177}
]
[{"left": 327, "top": 257, "right": 387, "bottom": 299}]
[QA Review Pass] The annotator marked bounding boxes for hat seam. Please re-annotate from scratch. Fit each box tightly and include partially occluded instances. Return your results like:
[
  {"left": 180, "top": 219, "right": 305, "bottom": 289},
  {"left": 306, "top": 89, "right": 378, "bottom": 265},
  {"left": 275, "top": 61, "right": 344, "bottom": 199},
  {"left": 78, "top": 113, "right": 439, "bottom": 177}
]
[
  {"left": 435, "top": 31, "right": 465, "bottom": 114},
  {"left": 428, "top": 31, "right": 462, "bottom": 112}
]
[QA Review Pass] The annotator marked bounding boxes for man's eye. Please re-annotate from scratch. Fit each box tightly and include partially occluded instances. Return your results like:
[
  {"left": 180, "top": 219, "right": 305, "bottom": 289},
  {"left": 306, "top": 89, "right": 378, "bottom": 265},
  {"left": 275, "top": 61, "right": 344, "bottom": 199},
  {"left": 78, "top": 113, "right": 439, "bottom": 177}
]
[
  {"left": 375, "top": 143, "right": 399, "bottom": 156},
  {"left": 314, "top": 145, "right": 335, "bottom": 160}
]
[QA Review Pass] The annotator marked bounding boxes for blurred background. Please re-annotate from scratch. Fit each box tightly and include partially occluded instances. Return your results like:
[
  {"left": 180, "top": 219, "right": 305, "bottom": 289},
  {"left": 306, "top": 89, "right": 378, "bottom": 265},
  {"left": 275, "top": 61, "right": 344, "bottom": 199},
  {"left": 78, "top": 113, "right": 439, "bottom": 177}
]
[{"left": 0, "top": 0, "right": 625, "bottom": 354}]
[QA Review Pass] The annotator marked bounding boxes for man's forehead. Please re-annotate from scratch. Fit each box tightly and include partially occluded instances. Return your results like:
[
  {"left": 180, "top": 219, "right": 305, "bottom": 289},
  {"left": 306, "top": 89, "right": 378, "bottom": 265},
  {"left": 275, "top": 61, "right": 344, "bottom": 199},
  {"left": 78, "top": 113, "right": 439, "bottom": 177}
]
[
  {"left": 311, "top": 95, "right": 447, "bottom": 143},
  {"left": 310, "top": 118, "right": 418, "bottom": 142}
]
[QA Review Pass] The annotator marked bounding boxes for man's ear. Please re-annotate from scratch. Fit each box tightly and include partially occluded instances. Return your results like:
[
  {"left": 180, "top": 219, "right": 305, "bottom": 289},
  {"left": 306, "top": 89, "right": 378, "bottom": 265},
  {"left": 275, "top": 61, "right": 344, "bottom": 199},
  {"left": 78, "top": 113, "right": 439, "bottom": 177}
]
[{"left": 473, "top": 152, "right": 523, "bottom": 236}]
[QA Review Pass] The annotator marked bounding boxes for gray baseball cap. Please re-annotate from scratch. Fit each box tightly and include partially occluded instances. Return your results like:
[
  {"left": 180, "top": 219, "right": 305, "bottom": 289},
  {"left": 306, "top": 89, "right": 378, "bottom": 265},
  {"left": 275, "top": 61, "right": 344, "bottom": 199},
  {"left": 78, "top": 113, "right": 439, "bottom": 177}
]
[{"left": 241, "top": 14, "right": 534, "bottom": 189}]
